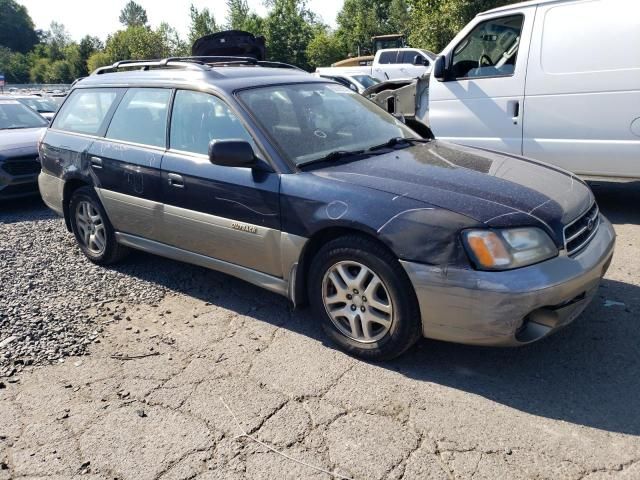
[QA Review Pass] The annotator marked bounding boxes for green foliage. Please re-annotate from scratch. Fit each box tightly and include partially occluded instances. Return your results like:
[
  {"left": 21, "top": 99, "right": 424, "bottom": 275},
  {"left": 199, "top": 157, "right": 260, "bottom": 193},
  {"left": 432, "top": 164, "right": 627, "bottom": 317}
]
[
  {"left": 407, "top": 0, "right": 520, "bottom": 53},
  {"left": 119, "top": 1, "right": 148, "bottom": 28},
  {"left": 263, "top": 0, "right": 317, "bottom": 69},
  {"left": 86, "top": 51, "right": 112, "bottom": 73},
  {"left": 0, "top": 47, "right": 30, "bottom": 83},
  {"left": 188, "top": 5, "right": 219, "bottom": 46},
  {"left": 0, "top": 0, "right": 39, "bottom": 54},
  {"left": 306, "top": 29, "right": 345, "bottom": 69},
  {"left": 336, "top": 0, "right": 395, "bottom": 56}
]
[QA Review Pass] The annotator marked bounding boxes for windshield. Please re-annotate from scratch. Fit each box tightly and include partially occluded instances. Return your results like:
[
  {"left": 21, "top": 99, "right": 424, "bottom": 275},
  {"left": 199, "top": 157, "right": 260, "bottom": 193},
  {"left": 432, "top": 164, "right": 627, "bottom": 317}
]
[
  {"left": 0, "top": 100, "right": 48, "bottom": 129},
  {"left": 238, "top": 83, "right": 416, "bottom": 165},
  {"left": 352, "top": 75, "right": 380, "bottom": 89},
  {"left": 18, "top": 97, "right": 58, "bottom": 113}
]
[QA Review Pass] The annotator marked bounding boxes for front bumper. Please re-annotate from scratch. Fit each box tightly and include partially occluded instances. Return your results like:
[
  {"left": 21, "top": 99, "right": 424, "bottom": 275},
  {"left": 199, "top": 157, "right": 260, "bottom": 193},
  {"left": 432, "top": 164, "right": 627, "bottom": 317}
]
[
  {"left": 0, "top": 159, "right": 40, "bottom": 200},
  {"left": 401, "top": 216, "right": 616, "bottom": 346}
]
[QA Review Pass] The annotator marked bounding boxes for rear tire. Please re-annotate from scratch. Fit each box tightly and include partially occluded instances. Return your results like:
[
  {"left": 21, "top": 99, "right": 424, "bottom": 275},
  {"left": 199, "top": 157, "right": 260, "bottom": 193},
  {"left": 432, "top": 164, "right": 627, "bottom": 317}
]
[
  {"left": 69, "top": 186, "right": 128, "bottom": 265},
  {"left": 308, "top": 235, "right": 422, "bottom": 360}
]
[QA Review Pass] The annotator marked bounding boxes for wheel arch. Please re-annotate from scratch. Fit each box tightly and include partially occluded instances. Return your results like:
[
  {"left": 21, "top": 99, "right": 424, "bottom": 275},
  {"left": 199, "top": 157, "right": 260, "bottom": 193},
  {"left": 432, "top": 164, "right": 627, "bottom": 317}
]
[
  {"left": 292, "top": 225, "right": 401, "bottom": 307},
  {"left": 62, "top": 177, "right": 93, "bottom": 232}
]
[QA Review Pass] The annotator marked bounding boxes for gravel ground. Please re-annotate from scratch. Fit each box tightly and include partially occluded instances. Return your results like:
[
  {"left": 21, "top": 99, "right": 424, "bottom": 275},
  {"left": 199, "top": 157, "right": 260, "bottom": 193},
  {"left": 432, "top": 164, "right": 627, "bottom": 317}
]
[{"left": 0, "top": 197, "right": 219, "bottom": 377}]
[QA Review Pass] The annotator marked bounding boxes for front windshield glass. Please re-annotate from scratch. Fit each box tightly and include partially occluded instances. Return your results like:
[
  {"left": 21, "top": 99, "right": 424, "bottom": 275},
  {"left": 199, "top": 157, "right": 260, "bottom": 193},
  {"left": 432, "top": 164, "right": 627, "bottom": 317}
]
[
  {"left": 19, "top": 97, "right": 58, "bottom": 113},
  {"left": 352, "top": 75, "right": 380, "bottom": 89},
  {"left": 238, "top": 83, "right": 416, "bottom": 165},
  {"left": 0, "top": 100, "right": 48, "bottom": 129}
]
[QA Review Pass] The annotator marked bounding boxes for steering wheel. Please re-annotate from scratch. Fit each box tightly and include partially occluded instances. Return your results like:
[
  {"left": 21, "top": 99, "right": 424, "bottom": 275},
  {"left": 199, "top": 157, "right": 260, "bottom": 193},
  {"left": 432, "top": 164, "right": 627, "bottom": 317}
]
[{"left": 479, "top": 54, "right": 494, "bottom": 67}]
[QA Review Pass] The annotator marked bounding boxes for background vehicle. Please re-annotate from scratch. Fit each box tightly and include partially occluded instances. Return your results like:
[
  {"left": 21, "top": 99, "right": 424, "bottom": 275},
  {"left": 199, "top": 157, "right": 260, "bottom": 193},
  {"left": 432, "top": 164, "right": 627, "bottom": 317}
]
[
  {"left": 39, "top": 57, "right": 614, "bottom": 359},
  {"left": 317, "top": 47, "right": 436, "bottom": 81},
  {"left": 0, "top": 96, "right": 48, "bottom": 200},
  {"left": 315, "top": 73, "right": 380, "bottom": 94},
  {"left": 13, "top": 95, "right": 59, "bottom": 121},
  {"left": 369, "top": 0, "right": 640, "bottom": 179},
  {"left": 332, "top": 34, "right": 407, "bottom": 68}
]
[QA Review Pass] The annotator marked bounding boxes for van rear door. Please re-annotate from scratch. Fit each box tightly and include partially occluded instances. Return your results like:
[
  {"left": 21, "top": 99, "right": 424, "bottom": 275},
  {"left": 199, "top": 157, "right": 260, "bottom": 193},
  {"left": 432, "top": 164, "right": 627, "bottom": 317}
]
[
  {"left": 429, "top": 6, "right": 536, "bottom": 155},
  {"left": 522, "top": 0, "right": 640, "bottom": 178}
]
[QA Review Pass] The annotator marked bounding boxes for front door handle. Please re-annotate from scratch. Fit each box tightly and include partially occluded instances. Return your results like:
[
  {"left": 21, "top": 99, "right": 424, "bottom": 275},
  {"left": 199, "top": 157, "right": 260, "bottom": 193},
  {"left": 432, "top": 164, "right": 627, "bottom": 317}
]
[
  {"left": 90, "top": 156, "right": 103, "bottom": 169},
  {"left": 509, "top": 100, "right": 520, "bottom": 125},
  {"left": 167, "top": 173, "right": 184, "bottom": 188}
]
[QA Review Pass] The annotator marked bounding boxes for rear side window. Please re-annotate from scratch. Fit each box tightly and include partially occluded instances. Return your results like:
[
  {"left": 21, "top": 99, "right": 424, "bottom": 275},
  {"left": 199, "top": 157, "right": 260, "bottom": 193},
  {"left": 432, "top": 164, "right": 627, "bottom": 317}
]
[
  {"left": 169, "top": 90, "right": 255, "bottom": 155},
  {"left": 378, "top": 50, "right": 399, "bottom": 64},
  {"left": 106, "top": 88, "right": 171, "bottom": 148},
  {"left": 52, "top": 89, "right": 119, "bottom": 135}
]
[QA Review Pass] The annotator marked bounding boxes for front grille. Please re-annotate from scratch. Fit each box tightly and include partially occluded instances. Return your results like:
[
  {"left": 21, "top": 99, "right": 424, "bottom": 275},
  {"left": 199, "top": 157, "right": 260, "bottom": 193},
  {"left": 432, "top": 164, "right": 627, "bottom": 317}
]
[
  {"left": 564, "top": 203, "right": 600, "bottom": 256},
  {"left": 1, "top": 157, "right": 41, "bottom": 176}
]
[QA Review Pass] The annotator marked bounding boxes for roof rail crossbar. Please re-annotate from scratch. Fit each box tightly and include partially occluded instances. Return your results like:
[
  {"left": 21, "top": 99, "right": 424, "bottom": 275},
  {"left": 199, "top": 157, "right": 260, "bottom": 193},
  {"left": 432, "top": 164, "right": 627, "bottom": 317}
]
[{"left": 92, "top": 56, "right": 305, "bottom": 75}]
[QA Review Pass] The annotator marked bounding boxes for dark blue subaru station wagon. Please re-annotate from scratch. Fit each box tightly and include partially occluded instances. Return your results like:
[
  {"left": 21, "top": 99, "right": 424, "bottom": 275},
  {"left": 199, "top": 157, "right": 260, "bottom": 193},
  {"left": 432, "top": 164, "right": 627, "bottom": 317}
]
[{"left": 38, "top": 57, "right": 615, "bottom": 359}]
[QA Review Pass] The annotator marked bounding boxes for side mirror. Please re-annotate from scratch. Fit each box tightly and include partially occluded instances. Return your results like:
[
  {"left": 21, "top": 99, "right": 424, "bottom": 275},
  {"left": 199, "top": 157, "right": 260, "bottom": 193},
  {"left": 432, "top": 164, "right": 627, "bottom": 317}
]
[
  {"left": 413, "top": 55, "right": 424, "bottom": 66},
  {"left": 433, "top": 55, "right": 447, "bottom": 81},
  {"left": 208, "top": 139, "right": 256, "bottom": 168}
]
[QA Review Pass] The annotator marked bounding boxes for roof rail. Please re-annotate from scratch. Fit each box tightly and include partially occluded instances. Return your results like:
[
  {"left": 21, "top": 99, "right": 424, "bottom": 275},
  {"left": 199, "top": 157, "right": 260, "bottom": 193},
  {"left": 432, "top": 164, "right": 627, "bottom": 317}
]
[{"left": 92, "top": 56, "right": 304, "bottom": 75}]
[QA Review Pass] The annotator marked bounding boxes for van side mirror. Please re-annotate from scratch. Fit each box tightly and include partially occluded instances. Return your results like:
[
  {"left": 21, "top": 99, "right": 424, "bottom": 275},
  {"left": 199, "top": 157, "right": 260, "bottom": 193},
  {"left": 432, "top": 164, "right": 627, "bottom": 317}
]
[
  {"left": 413, "top": 55, "right": 424, "bottom": 66},
  {"left": 433, "top": 55, "right": 447, "bottom": 81},
  {"left": 208, "top": 139, "right": 256, "bottom": 168}
]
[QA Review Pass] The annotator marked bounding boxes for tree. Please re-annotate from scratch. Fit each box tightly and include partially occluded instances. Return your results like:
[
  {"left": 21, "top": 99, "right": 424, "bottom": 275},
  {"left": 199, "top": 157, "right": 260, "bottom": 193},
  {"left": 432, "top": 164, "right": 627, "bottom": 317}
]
[
  {"left": 0, "top": 0, "right": 39, "bottom": 54},
  {"left": 263, "top": 0, "right": 316, "bottom": 69},
  {"left": 336, "top": 0, "right": 392, "bottom": 56},
  {"left": 388, "top": 0, "right": 411, "bottom": 37},
  {"left": 87, "top": 51, "right": 112, "bottom": 73},
  {"left": 0, "top": 47, "right": 30, "bottom": 83},
  {"left": 226, "top": 0, "right": 250, "bottom": 30},
  {"left": 105, "top": 26, "right": 163, "bottom": 62},
  {"left": 188, "top": 4, "right": 218, "bottom": 45},
  {"left": 77, "top": 36, "right": 104, "bottom": 76},
  {"left": 306, "top": 29, "right": 345, "bottom": 68},
  {"left": 157, "top": 23, "right": 189, "bottom": 57},
  {"left": 408, "top": 0, "right": 519, "bottom": 52},
  {"left": 119, "top": 1, "right": 148, "bottom": 28}
]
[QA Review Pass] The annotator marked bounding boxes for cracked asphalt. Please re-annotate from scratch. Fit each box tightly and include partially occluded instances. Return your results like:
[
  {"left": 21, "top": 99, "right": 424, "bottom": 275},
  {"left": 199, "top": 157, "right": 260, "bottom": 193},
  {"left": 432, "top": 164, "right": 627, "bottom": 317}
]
[{"left": 1, "top": 181, "right": 640, "bottom": 479}]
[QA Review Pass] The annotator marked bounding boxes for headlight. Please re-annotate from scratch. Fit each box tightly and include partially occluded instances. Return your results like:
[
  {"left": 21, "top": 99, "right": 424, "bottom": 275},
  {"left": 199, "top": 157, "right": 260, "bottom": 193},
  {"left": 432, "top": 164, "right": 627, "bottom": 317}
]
[{"left": 462, "top": 227, "right": 557, "bottom": 271}]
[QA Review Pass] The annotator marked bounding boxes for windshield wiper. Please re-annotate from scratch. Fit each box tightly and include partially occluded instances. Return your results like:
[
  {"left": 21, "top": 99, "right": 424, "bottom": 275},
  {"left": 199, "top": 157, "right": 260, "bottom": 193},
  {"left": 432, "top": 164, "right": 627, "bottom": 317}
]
[
  {"left": 298, "top": 149, "right": 365, "bottom": 167},
  {"left": 367, "top": 137, "right": 430, "bottom": 152}
]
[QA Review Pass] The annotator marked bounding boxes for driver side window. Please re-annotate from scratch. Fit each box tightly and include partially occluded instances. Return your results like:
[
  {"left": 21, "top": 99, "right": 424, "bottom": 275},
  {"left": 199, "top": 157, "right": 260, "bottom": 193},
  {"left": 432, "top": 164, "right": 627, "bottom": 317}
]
[{"left": 451, "top": 14, "right": 524, "bottom": 79}]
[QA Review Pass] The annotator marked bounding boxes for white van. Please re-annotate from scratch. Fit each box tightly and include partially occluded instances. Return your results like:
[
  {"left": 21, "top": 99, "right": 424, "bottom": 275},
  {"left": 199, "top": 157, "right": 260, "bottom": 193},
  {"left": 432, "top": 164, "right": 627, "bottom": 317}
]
[{"left": 428, "top": 0, "right": 640, "bottom": 179}]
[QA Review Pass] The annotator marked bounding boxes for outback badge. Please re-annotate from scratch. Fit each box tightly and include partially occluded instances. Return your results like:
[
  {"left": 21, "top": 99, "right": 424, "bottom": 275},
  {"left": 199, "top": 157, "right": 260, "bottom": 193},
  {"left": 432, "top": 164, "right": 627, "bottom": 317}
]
[{"left": 231, "top": 222, "right": 258, "bottom": 234}]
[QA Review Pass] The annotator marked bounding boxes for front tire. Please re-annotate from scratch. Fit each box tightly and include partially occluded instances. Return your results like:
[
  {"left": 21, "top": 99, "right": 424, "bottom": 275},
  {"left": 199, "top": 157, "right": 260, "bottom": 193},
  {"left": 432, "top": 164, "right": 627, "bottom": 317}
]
[
  {"left": 308, "top": 235, "right": 422, "bottom": 360},
  {"left": 69, "top": 186, "right": 128, "bottom": 265}
]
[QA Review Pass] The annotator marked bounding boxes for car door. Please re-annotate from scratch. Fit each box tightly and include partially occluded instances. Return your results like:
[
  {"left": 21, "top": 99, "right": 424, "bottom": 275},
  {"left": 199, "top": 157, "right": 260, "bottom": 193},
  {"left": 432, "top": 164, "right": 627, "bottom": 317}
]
[
  {"left": 159, "top": 89, "right": 282, "bottom": 277},
  {"left": 373, "top": 50, "right": 400, "bottom": 81},
  {"left": 86, "top": 87, "right": 172, "bottom": 241},
  {"left": 523, "top": 0, "right": 640, "bottom": 177},
  {"left": 399, "top": 50, "right": 431, "bottom": 78},
  {"left": 429, "top": 7, "right": 535, "bottom": 155}
]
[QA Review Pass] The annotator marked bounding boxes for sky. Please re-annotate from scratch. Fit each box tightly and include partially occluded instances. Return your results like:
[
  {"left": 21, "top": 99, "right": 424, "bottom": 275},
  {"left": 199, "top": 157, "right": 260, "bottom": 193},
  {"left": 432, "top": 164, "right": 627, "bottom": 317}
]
[{"left": 16, "top": 0, "right": 344, "bottom": 42}]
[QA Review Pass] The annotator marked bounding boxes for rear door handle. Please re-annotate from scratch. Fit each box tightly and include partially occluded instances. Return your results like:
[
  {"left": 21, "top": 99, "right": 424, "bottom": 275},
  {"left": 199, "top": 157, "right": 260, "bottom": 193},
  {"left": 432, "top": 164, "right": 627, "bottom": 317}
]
[
  {"left": 90, "top": 156, "right": 103, "bottom": 169},
  {"left": 167, "top": 173, "right": 184, "bottom": 188}
]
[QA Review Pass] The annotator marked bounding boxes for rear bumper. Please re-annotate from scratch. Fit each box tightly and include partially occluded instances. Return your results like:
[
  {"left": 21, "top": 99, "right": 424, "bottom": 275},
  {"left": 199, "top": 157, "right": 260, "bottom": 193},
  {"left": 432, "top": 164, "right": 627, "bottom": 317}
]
[
  {"left": 38, "top": 171, "right": 65, "bottom": 215},
  {"left": 401, "top": 216, "right": 616, "bottom": 346}
]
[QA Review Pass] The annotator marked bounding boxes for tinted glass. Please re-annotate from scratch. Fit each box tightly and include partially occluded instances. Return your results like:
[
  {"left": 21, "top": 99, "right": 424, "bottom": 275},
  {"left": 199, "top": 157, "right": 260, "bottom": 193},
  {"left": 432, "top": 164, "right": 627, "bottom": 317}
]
[
  {"left": 378, "top": 50, "right": 398, "bottom": 64},
  {"left": 0, "top": 100, "right": 48, "bottom": 129},
  {"left": 239, "top": 83, "right": 416, "bottom": 165},
  {"left": 52, "top": 89, "right": 118, "bottom": 135},
  {"left": 451, "top": 15, "right": 523, "bottom": 79},
  {"left": 106, "top": 88, "right": 171, "bottom": 147},
  {"left": 352, "top": 75, "right": 380, "bottom": 88},
  {"left": 170, "top": 90, "right": 255, "bottom": 155},
  {"left": 18, "top": 97, "right": 58, "bottom": 113}
]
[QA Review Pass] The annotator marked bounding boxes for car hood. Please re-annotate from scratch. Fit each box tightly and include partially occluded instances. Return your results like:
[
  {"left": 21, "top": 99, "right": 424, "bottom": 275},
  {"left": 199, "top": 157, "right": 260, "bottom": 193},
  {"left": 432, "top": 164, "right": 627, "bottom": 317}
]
[
  {"left": 0, "top": 127, "right": 44, "bottom": 155},
  {"left": 309, "top": 141, "right": 593, "bottom": 244}
]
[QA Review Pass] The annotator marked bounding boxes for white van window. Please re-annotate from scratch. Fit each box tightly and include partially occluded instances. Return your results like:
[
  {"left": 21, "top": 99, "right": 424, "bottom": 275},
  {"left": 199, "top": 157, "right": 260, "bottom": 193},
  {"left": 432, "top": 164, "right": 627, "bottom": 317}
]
[
  {"left": 451, "top": 15, "right": 524, "bottom": 79},
  {"left": 541, "top": 0, "right": 640, "bottom": 74}
]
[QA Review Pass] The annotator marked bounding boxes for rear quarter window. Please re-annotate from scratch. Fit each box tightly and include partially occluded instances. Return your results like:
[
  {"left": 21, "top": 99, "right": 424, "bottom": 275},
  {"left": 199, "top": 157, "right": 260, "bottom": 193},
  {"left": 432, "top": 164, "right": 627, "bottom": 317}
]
[{"left": 52, "top": 89, "right": 119, "bottom": 135}]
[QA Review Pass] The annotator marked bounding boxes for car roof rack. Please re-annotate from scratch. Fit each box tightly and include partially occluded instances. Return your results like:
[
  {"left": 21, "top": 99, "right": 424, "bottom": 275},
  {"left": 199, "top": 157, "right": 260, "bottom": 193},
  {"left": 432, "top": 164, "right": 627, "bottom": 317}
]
[{"left": 93, "top": 56, "right": 304, "bottom": 75}]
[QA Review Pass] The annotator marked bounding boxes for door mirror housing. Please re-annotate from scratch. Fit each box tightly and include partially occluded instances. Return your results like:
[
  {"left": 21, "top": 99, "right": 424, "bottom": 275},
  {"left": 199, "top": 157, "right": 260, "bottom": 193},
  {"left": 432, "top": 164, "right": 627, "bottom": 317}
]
[
  {"left": 433, "top": 55, "right": 448, "bottom": 81},
  {"left": 208, "top": 139, "right": 256, "bottom": 168},
  {"left": 413, "top": 55, "right": 425, "bottom": 66}
]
